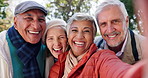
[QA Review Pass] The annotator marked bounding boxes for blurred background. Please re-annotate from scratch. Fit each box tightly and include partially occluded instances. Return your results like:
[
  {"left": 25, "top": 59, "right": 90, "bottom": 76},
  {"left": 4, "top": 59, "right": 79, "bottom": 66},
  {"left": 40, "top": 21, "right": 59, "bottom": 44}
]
[{"left": 0, "top": 0, "right": 143, "bottom": 36}]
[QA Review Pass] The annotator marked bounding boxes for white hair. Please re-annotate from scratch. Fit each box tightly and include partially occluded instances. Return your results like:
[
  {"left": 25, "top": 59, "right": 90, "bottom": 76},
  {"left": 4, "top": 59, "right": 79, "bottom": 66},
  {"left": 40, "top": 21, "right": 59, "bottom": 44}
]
[
  {"left": 67, "top": 13, "right": 97, "bottom": 37},
  {"left": 95, "top": 0, "right": 128, "bottom": 24}
]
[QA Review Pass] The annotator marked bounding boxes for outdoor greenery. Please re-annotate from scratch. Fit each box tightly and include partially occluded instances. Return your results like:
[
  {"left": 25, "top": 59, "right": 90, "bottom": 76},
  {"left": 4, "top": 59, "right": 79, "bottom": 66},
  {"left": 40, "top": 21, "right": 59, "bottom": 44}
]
[
  {"left": 0, "top": 0, "right": 9, "bottom": 32},
  {"left": 0, "top": 0, "right": 138, "bottom": 32},
  {"left": 120, "top": 0, "right": 136, "bottom": 30},
  {"left": 46, "top": 0, "right": 93, "bottom": 21}
]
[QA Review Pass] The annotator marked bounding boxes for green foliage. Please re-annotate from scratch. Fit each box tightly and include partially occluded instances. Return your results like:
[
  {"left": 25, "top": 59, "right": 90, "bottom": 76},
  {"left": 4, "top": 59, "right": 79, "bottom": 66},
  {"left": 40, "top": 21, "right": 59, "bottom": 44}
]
[
  {"left": 0, "top": 0, "right": 8, "bottom": 19},
  {"left": 0, "top": 0, "right": 9, "bottom": 32},
  {"left": 120, "top": 0, "right": 136, "bottom": 30},
  {"left": 0, "top": 0, "right": 136, "bottom": 32},
  {"left": 46, "top": 0, "right": 135, "bottom": 30},
  {"left": 46, "top": 0, "right": 92, "bottom": 21}
]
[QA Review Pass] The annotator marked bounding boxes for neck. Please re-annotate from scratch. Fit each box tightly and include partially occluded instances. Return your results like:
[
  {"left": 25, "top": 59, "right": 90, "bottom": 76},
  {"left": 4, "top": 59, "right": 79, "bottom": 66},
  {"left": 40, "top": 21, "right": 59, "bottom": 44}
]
[{"left": 108, "top": 41, "right": 124, "bottom": 53}]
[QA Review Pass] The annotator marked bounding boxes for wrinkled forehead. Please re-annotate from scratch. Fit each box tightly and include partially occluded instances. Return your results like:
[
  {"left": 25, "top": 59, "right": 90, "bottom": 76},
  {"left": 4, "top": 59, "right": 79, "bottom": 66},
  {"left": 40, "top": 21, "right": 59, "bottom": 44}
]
[
  {"left": 100, "top": 5, "right": 120, "bottom": 13},
  {"left": 16, "top": 9, "right": 46, "bottom": 18}
]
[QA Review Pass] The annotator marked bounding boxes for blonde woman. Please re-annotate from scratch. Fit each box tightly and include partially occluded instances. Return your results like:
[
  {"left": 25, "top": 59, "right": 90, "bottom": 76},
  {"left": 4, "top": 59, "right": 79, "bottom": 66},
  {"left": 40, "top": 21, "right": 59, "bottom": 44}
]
[{"left": 42, "top": 19, "right": 69, "bottom": 78}]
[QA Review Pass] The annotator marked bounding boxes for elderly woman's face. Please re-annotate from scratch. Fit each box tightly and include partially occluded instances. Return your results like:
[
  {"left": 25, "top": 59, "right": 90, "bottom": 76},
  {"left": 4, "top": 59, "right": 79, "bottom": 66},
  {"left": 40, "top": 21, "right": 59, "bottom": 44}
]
[
  {"left": 46, "top": 26, "right": 67, "bottom": 58},
  {"left": 68, "top": 20, "right": 94, "bottom": 57}
]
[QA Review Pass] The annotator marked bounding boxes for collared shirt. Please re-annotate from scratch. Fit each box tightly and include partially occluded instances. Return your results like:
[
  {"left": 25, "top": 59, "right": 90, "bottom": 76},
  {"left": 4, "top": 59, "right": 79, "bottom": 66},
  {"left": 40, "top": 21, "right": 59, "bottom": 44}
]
[{"left": 103, "top": 34, "right": 128, "bottom": 58}]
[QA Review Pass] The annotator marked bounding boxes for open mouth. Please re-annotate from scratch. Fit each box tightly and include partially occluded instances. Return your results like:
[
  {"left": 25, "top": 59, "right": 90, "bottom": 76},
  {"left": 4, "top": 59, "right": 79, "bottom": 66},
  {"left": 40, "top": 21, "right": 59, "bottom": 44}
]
[
  {"left": 74, "top": 41, "right": 85, "bottom": 46},
  {"left": 28, "top": 31, "right": 40, "bottom": 34},
  {"left": 53, "top": 48, "right": 63, "bottom": 53},
  {"left": 108, "top": 34, "right": 117, "bottom": 38},
  {"left": 104, "top": 31, "right": 120, "bottom": 39}
]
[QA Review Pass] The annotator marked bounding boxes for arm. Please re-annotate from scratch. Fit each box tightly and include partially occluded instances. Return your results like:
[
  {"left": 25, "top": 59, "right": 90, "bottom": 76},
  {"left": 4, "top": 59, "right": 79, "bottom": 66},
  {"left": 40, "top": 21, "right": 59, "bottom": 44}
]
[
  {"left": 0, "top": 51, "right": 12, "bottom": 78},
  {"left": 96, "top": 50, "right": 131, "bottom": 78}
]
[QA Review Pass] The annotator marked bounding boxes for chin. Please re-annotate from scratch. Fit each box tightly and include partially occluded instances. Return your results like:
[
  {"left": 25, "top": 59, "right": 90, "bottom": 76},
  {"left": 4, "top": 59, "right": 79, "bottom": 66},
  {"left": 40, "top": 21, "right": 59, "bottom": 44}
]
[{"left": 29, "top": 40, "right": 40, "bottom": 44}]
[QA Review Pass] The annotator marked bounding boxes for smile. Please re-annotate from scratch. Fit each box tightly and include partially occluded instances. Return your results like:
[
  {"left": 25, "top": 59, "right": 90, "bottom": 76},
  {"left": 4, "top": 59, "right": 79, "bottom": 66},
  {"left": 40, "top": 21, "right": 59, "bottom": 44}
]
[
  {"left": 74, "top": 41, "right": 85, "bottom": 46},
  {"left": 28, "top": 31, "right": 40, "bottom": 34},
  {"left": 108, "top": 35, "right": 116, "bottom": 38},
  {"left": 53, "top": 48, "right": 62, "bottom": 52}
]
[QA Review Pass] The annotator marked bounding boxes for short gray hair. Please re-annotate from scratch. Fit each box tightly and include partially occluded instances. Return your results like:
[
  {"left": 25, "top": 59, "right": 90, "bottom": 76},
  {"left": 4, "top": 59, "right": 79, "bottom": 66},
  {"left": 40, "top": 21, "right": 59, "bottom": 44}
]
[
  {"left": 95, "top": 0, "right": 128, "bottom": 24},
  {"left": 67, "top": 13, "right": 97, "bottom": 37}
]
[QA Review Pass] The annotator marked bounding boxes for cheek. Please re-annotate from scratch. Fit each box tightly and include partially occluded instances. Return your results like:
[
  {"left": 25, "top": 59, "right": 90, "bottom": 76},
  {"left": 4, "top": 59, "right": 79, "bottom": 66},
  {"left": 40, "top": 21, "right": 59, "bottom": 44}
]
[
  {"left": 87, "top": 35, "right": 94, "bottom": 44},
  {"left": 68, "top": 35, "right": 72, "bottom": 44},
  {"left": 62, "top": 40, "right": 68, "bottom": 47},
  {"left": 41, "top": 24, "right": 46, "bottom": 33},
  {"left": 120, "top": 26, "right": 127, "bottom": 34},
  {"left": 100, "top": 28, "right": 106, "bottom": 35},
  {"left": 46, "top": 42, "right": 53, "bottom": 50},
  {"left": 42, "top": 23, "right": 46, "bottom": 29}
]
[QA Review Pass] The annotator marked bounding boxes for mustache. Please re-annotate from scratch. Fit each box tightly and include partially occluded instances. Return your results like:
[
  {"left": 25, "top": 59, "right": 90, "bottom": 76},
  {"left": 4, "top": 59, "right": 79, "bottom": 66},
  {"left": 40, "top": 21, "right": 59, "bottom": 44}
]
[{"left": 104, "top": 31, "right": 121, "bottom": 36}]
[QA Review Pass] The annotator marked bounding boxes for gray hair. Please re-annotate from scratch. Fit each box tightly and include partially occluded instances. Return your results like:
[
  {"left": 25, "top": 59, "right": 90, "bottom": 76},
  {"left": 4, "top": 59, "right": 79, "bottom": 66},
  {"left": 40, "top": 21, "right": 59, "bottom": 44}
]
[
  {"left": 95, "top": 0, "right": 128, "bottom": 24},
  {"left": 67, "top": 13, "right": 97, "bottom": 37}
]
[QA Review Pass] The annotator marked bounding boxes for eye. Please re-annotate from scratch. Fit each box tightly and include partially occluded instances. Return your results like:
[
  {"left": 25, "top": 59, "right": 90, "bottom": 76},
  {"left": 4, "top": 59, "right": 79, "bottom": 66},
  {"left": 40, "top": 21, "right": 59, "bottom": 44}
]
[
  {"left": 83, "top": 30, "right": 90, "bottom": 33},
  {"left": 38, "top": 18, "right": 45, "bottom": 22},
  {"left": 112, "top": 19, "right": 121, "bottom": 25},
  {"left": 59, "top": 36, "right": 66, "bottom": 39},
  {"left": 99, "top": 22, "right": 106, "bottom": 27},
  {"left": 71, "top": 29, "right": 78, "bottom": 32},
  {"left": 47, "top": 37, "right": 53, "bottom": 41},
  {"left": 24, "top": 17, "right": 33, "bottom": 21}
]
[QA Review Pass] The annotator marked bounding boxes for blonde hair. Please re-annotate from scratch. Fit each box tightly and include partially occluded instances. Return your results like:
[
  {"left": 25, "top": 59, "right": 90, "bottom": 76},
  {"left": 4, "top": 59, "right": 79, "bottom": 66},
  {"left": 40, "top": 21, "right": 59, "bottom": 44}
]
[{"left": 42, "top": 19, "right": 67, "bottom": 44}]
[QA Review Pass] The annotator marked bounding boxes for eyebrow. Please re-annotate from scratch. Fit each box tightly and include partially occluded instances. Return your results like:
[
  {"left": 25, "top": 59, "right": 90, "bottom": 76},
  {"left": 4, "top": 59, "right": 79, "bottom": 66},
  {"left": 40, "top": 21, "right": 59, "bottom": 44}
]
[
  {"left": 84, "top": 27, "right": 92, "bottom": 30},
  {"left": 24, "top": 13, "right": 45, "bottom": 18},
  {"left": 70, "top": 27, "right": 77, "bottom": 29},
  {"left": 24, "top": 13, "right": 32, "bottom": 16},
  {"left": 70, "top": 26, "right": 92, "bottom": 29}
]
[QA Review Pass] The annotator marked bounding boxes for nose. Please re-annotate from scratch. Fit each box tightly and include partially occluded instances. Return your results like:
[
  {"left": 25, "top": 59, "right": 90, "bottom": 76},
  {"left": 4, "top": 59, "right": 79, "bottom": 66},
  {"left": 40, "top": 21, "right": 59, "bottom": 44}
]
[
  {"left": 54, "top": 38, "right": 60, "bottom": 46},
  {"left": 76, "top": 32, "right": 84, "bottom": 39},
  {"left": 32, "top": 20, "right": 41, "bottom": 30},
  {"left": 106, "top": 23, "right": 115, "bottom": 33}
]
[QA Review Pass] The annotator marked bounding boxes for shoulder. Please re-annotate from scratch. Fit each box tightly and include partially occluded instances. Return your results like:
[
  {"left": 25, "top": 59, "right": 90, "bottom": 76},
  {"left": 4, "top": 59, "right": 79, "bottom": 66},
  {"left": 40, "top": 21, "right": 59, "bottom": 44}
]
[
  {"left": 58, "top": 51, "right": 68, "bottom": 61},
  {"left": 128, "top": 30, "right": 145, "bottom": 41},
  {"left": 49, "top": 52, "right": 68, "bottom": 78},
  {"left": 0, "top": 30, "right": 9, "bottom": 51},
  {"left": 130, "top": 31, "right": 146, "bottom": 47},
  {"left": 94, "top": 36, "right": 104, "bottom": 45},
  {"left": 92, "top": 49, "right": 116, "bottom": 58},
  {"left": 94, "top": 36, "right": 105, "bottom": 49},
  {"left": 0, "top": 30, "right": 12, "bottom": 77},
  {"left": 94, "top": 36, "right": 103, "bottom": 43},
  {"left": 134, "top": 32, "right": 145, "bottom": 41},
  {"left": 0, "top": 30, "right": 7, "bottom": 45}
]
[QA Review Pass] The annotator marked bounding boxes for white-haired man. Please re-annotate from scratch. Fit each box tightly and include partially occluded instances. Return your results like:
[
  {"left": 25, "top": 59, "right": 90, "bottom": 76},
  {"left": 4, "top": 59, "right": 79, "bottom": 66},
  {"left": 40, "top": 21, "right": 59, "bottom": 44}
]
[{"left": 94, "top": 0, "right": 145, "bottom": 64}]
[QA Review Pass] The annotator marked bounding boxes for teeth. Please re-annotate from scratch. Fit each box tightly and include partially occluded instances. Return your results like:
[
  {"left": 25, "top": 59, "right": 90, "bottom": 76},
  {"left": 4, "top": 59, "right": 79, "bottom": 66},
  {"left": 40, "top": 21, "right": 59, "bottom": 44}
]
[
  {"left": 54, "top": 48, "right": 61, "bottom": 51},
  {"left": 108, "top": 35, "right": 116, "bottom": 38},
  {"left": 75, "top": 42, "right": 84, "bottom": 45},
  {"left": 29, "top": 31, "right": 39, "bottom": 34}
]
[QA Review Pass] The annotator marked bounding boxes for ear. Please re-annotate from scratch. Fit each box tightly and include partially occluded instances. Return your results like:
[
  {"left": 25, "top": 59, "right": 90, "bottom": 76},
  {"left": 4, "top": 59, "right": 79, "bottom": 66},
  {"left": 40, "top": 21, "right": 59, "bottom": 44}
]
[
  {"left": 13, "top": 16, "right": 18, "bottom": 30},
  {"left": 125, "top": 16, "right": 129, "bottom": 28}
]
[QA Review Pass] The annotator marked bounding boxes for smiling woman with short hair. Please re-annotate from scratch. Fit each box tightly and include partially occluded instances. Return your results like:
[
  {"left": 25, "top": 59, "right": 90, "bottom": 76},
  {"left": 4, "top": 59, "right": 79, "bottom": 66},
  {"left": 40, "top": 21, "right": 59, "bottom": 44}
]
[{"left": 48, "top": 13, "right": 133, "bottom": 78}]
